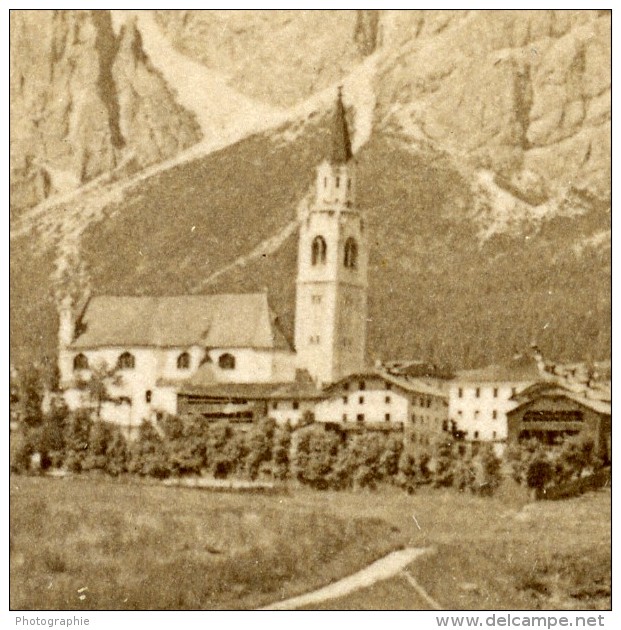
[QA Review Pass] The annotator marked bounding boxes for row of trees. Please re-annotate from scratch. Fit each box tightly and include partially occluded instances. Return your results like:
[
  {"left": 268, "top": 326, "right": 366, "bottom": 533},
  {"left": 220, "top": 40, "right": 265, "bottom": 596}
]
[{"left": 11, "top": 402, "right": 505, "bottom": 496}]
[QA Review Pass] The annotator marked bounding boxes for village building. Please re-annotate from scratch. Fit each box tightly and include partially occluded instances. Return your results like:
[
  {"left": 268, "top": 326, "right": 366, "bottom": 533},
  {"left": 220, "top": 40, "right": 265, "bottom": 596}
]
[
  {"left": 507, "top": 381, "right": 611, "bottom": 463},
  {"left": 441, "top": 355, "right": 542, "bottom": 453},
  {"left": 313, "top": 370, "right": 449, "bottom": 448}
]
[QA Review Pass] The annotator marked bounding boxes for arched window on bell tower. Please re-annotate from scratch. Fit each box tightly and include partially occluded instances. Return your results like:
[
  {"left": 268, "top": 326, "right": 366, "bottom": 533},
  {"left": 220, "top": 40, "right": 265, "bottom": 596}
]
[
  {"left": 311, "top": 236, "right": 327, "bottom": 265},
  {"left": 344, "top": 237, "right": 358, "bottom": 269}
]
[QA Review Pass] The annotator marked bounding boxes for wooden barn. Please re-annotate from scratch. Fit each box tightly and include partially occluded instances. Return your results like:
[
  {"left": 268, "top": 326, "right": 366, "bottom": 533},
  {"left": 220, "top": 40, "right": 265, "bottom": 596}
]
[{"left": 506, "top": 382, "right": 611, "bottom": 463}]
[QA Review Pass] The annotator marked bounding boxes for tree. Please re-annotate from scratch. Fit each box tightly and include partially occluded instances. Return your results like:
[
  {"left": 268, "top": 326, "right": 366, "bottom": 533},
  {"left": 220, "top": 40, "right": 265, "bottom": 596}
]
[
  {"left": 19, "top": 365, "right": 45, "bottom": 428},
  {"left": 471, "top": 443, "right": 502, "bottom": 496},
  {"left": 397, "top": 451, "right": 417, "bottom": 494},
  {"left": 525, "top": 457, "right": 554, "bottom": 500},
  {"left": 272, "top": 423, "right": 292, "bottom": 481},
  {"left": 432, "top": 439, "right": 455, "bottom": 488},
  {"left": 245, "top": 417, "right": 275, "bottom": 480},
  {"left": 63, "top": 410, "right": 93, "bottom": 472}
]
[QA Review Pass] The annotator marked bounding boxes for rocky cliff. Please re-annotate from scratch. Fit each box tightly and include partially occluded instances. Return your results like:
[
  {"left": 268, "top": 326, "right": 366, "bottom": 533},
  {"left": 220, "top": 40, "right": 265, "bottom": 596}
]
[{"left": 10, "top": 10, "right": 201, "bottom": 213}]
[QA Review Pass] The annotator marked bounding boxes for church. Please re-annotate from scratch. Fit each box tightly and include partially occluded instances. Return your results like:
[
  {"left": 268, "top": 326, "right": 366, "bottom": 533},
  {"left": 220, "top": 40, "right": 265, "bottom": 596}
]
[{"left": 58, "top": 89, "right": 370, "bottom": 432}]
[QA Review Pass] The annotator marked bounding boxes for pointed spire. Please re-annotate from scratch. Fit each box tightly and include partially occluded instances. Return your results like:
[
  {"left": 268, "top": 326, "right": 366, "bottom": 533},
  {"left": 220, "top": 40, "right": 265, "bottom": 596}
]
[{"left": 331, "top": 86, "right": 353, "bottom": 164}]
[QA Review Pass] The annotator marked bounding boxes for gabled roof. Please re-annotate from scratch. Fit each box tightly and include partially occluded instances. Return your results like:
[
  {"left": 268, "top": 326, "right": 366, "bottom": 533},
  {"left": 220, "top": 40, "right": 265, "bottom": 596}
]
[
  {"left": 330, "top": 87, "right": 353, "bottom": 164},
  {"left": 322, "top": 369, "right": 447, "bottom": 399},
  {"left": 69, "top": 293, "right": 292, "bottom": 351},
  {"left": 456, "top": 355, "right": 541, "bottom": 384},
  {"left": 508, "top": 383, "right": 611, "bottom": 417}
]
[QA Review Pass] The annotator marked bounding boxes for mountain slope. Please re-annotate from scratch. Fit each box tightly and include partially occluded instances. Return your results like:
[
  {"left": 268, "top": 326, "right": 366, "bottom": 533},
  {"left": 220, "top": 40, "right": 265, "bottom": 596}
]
[
  {"left": 9, "top": 10, "right": 610, "bottom": 372},
  {"left": 10, "top": 116, "right": 610, "bottom": 370}
]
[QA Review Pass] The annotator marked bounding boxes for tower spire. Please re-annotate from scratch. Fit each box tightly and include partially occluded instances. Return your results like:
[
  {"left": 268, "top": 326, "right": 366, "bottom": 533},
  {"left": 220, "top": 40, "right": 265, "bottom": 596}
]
[{"left": 331, "top": 86, "right": 353, "bottom": 164}]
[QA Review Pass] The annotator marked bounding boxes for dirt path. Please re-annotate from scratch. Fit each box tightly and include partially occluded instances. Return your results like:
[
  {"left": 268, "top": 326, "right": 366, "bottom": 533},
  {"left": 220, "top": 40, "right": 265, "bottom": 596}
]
[{"left": 259, "top": 547, "right": 437, "bottom": 610}]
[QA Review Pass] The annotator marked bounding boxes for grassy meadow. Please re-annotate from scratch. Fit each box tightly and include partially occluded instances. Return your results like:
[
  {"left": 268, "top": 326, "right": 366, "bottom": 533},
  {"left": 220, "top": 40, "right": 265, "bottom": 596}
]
[{"left": 10, "top": 475, "right": 610, "bottom": 610}]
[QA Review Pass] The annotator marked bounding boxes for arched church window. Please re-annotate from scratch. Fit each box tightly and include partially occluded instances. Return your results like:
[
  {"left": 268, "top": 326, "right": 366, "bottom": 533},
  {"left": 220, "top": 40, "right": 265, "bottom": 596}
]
[
  {"left": 344, "top": 237, "right": 358, "bottom": 269},
  {"left": 117, "top": 352, "right": 135, "bottom": 370},
  {"left": 177, "top": 352, "right": 191, "bottom": 370},
  {"left": 219, "top": 353, "right": 236, "bottom": 370},
  {"left": 311, "top": 236, "right": 327, "bottom": 266},
  {"left": 73, "top": 353, "right": 89, "bottom": 371}
]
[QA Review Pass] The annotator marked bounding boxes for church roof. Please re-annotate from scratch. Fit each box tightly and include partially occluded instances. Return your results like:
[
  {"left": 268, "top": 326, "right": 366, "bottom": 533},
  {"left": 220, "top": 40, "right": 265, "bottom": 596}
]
[
  {"left": 69, "top": 293, "right": 292, "bottom": 350},
  {"left": 330, "top": 87, "right": 353, "bottom": 164}
]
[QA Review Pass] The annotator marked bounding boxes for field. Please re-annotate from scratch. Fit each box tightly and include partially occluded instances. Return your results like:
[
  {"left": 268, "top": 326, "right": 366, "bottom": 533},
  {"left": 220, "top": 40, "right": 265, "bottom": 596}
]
[{"left": 10, "top": 475, "right": 611, "bottom": 610}]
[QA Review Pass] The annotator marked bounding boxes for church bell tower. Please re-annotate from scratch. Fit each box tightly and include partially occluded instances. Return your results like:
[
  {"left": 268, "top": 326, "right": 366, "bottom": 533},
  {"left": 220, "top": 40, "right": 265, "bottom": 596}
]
[{"left": 294, "top": 88, "right": 368, "bottom": 386}]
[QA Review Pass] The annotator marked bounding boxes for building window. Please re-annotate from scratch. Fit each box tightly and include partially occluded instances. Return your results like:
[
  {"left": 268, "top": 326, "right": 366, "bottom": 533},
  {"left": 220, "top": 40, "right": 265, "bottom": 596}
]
[
  {"left": 344, "top": 237, "right": 358, "bottom": 269},
  {"left": 324, "top": 177, "right": 328, "bottom": 188},
  {"left": 177, "top": 352, "right": 190, "bottom": 369},
  {"left": 336, "top": 176, "right": 340, "bottom": 188},
  {"left": 347, "top": 178, "right": 352, "bottom": 191},
  {"left": 474, "top": 410, "right": 480, "bottom": 419},
  {"left": 311, "top": 235, "right": 327, "bottom": 265},
  {"left": 342, "top": 396, "right": 348, "bottom": 404},
  {"left": 385, "top": 396, "right": 391, "bottom": 404},
  {"left": 385, "top": 413, "right": 391, "bottom": 422},
  {"left": 117, "top": 352, "right": 135, "bottom": 370},
  {"left": 493, "top": 387, "right": 498, "bottom": 398},
  {"left": 357, "top": 414, "right": 364, "bottom": 422},
  {"left": 492, "top": 410, "right": 497, "bottom": 420},
  {"left": 475, "top": 387, "right": 480, "bottom": 398},
  {"left": 218, "top": 353, "right": 236, "bottom": 370},
  {"left": 145, "top": 390, "right": 152, "bottom": 404},
  {"left": 343, "top": 413, "right": 347, "bottom": 422},
  {"left": 292, "top": 401, "right": 299, "bottom": 410},
  {"left": 458, "top": 387, "right": 463, "bottom": 398},
  {"left": 343, "top": 383, "right": 349, "bottom": 391},
  {"left": 411, "top": 414, "right": 416, "bottom": 423},
  {"left": 386, "top": 383, "right": 392, "bottom": 391},
  {"left": 493, "top": 431, "right": 497, "bottom": 439},
  {"left": 474, "top": 431, "right": 480, "bottom": 439},
  {"left": 359, "top": 381, "right": 366, "bottom": 390},
  {"left": 359, "top": 396, "right": 364, "bottom": 404},
  {"left": 73, "top": 353, "right": 89, "bottom": 371},
  {"left": 458, "top": 410, "right": 463, "bottom": 416},
  {"left": 272, "top": 402, "right": 278, "bottom": 410},
  {"left": 442, "top": 420, "right": 448, "bottom": 432},
  {"left": 311, "top": 294, "right": 322, "bottom": 304}
]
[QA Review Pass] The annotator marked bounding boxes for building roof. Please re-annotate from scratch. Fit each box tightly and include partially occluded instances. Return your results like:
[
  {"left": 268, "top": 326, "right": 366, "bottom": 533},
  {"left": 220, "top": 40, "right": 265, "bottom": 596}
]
[
  {"left": 508, "top": 384, "right": 611, "bottom": 417},
  {"left": 322, "top": 369, "right": 448, "bottom": 399},
  {"left": 69, "top": 293, "right": 292, "bottom": 351},
  {"left": 456, "top": 355, "right": 541, "bottom": 384},
  {"left": 178, "top": 380, "right": 323, "bottom": 401},
  {"left": 330, "top": 87, "right": 353, "bottom": 164}
]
